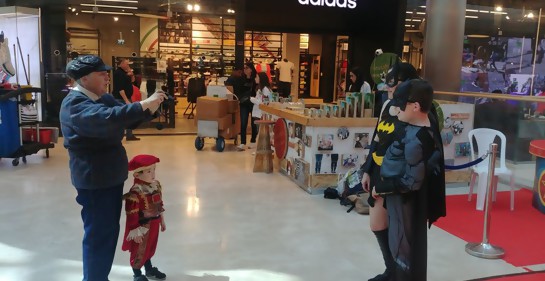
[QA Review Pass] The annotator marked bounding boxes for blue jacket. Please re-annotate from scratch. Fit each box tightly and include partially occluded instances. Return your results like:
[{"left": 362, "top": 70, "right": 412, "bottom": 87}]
[{"left": 60, "top": 90, "right": 149, "bottom": 190}]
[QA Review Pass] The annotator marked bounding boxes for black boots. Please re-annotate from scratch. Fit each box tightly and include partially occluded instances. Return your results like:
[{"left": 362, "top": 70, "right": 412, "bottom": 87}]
[{"left": 369, "top": 229, "right": 394, "bottom": 281}]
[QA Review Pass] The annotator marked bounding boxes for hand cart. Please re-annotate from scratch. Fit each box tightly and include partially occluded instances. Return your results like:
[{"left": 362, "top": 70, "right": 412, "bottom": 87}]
[
  {"left": 194, "top": 96, "right": 240, "bottom": 152},
  {"left": 0, "top": 87, "right": 56, "bottom": 166}
]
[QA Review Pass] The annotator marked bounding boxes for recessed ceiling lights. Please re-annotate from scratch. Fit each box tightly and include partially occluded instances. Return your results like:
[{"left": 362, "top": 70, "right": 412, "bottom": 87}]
[
  {"left": 81, "top": 10, "right": 134, "bottom": 15},
  {"left": 495, "top": 6, "right": 503, "bottom": 12},
  {"left": 187, "top": 4, "right": 193, "bottom": 11},
  {"left": 81, "top": 4, "right": 138, "bottom": 9},
  {"left": 194, "top": 4, "right": 201, "bottom": 12},
  {"left": 113, "top": 16, "right": 119, "bottom": 21}
]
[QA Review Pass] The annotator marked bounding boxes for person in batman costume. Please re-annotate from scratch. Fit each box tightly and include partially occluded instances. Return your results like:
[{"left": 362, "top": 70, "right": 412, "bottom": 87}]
[
  {"left": 375, "top": 79, "right": 446, "bottom": 281},
  {"left": 359, "top": 61, "right": 420, "bottom": 281}
]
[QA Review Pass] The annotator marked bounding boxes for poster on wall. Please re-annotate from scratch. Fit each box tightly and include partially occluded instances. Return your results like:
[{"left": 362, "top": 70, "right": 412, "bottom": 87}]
[
  {"left": 341, "top": 154, "right": 360, "bottom": 168},
  {"left": 317, "top": 134, "right": 334, "bottom": 151},
  {"left": 315, "top": 154, "right": 339, "bottom": 174},
  {"left": 439, "top": 103, "right": 475, "bottom": 165},
  {"left": 295, "top": 123, "right": 304, "bottom": 139},
  {"left": 294, "top": 158, "right": 310, "bottom": 186},
  {"left": 354, "top": 133, "right": 369, "bottom": 148},
  {"left": 455, "top": 142, "right": 471, "bottom": 158},
  {"left": 460, "top": 36, "right": 545, "bottom": 97}
]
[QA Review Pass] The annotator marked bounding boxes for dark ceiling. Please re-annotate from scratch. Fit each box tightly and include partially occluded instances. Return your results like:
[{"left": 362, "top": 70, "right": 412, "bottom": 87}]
[
  {"left": 8, "top": 0, "right": 237, "bottom": 15},
  {"left": 6, "top": 0, "right": 545, "bottom": 37}
]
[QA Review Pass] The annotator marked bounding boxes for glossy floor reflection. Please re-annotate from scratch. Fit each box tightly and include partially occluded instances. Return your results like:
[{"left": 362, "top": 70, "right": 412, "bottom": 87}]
[{"left": 0, "top": 136, "right": 540, "bottom": 281}]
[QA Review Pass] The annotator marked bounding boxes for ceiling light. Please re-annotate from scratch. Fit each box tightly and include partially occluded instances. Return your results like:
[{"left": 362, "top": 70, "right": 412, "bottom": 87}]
[
  {"left": 490, "top": 11, "right": 507, "bottom": 15},
  {"left": 466, "top": 9, "right": 478, "bottom": 12},
  {"left": 416, "top": 12, "right": 425, "bottom": 15},
  {"left": 479, "top": 10, "right": 489, "bottom": 13},
  {"left": 81, "top": 4, "right": 137, "bottom": 9},
  {"left": 113, "top": 16, "right": 119, "bottom": 21},
  {"left": 76, "top": 12, "right": 79, "bottom": 15},
  {"left": 495, "top": 6, "right": 503, "bottom": 12},
  {"left": 72, "top": 8, "right": 76, "bottom": 12},
  {"left": 187, "top": 4, "right": 193, "bottom": 11},
  {"left": 506, "top": 15, "right": 510, "bottom": 20},
  {"left": 194, "top": 4, "right": 201, "bottom": 12},
  {"left": 406, "top": 11, "right": 412, "bottom": 14},
  {"left": 81, "top": 10, "right": 134, "bottom": 15},
  {"left": 528, "top": 12, "right": 535, "bottom": 18},
  {"left": 465, "top": 15, "right": 479, "bottom": 18}
]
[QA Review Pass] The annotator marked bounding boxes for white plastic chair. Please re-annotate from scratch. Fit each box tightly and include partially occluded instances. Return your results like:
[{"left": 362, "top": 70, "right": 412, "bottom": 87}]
[{"left": 467, "top": 128, "right": 515, "bottom": 211}]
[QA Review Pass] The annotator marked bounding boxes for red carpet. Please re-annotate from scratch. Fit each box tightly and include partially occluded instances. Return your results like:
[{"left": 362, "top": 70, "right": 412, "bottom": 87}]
[{"left": 435, "top": 189, "right": 545, "bottom": 267}]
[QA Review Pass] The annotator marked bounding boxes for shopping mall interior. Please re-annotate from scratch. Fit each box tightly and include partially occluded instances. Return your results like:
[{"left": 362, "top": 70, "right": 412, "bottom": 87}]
[{"left": 1, "top": 0, "right": 545, "bottom": 281}]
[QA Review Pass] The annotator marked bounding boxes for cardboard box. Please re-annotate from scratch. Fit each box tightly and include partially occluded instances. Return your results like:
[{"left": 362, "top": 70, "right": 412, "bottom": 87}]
[
  {"left": 196, "top": 96, "right": 228, "bottom": 120},
  {"left": 217, "top": 114, "right": 233, "bottom": 130},
  {"left": 219, "top": 111, "right": 241, "bottom": 139},
  {"left": 227, "top": 100, "right": 239, "bottom": 113}
]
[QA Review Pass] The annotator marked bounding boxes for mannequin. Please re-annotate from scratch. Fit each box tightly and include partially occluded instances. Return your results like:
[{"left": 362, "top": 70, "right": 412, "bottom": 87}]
[{"left": 275, "top": 58, "right": 294, "bottom": 98}]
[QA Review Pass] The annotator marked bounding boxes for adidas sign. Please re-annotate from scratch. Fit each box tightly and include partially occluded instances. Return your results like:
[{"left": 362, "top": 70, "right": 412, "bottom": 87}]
[{"left": 298, "top": 0, "right": 357, "bottom": 9}]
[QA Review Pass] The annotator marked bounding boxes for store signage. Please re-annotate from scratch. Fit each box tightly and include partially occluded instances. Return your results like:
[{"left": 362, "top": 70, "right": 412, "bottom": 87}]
[{"left": 298, "top": 0, "right": 357, "bottom": 9}]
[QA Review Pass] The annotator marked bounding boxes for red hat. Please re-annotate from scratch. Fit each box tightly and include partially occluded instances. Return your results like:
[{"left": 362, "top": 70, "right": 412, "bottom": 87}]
[{"left": 128, "top": 154, "right": 160, "bottom": 173}]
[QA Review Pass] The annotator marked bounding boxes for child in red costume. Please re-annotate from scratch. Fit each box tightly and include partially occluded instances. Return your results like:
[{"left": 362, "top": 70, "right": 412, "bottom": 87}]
[{"left": 122, "top": 154, "right": 167, "bottom": 281}]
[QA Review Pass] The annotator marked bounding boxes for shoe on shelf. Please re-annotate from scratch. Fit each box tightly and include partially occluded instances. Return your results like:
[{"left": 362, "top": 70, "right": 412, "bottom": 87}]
[
  {"left": 236, "top": 144, "right": 246, "bottom": 151},
  {"left": 145, "top": 267, "right": 167, "bottom": 280},
  {"left": 126, "top": 136, "right": 141, "bottom": 141},
  {"left": 133, "top": 275, "right": 149, "bottom": 281}
]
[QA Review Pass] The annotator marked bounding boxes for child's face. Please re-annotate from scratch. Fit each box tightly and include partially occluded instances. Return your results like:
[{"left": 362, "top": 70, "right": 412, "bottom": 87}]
[
  {"left": 397, "top": 102, "right": 418, "bottom": 123},
  {"left": 135, "top": 165, "right": 156, "bottom": 183}
]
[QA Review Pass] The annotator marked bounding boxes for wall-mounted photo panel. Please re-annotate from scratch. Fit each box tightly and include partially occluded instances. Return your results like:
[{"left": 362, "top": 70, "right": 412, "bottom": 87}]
[
  {"left": 302, "top": 134, "right": 312, "bottom": 147},
  {"left": 288, "top": 122, "right": 295, "bottom": 138},
  {"left": 317, "top": 134, "right": 334, "bottom": 151},
  {"left": 354, "top": 132, "right": 369, "bottom": 149},
  {"left": 294, "top": 158, "right": 310, "bottom": 187},
  {"left": 297, "top": 139, "right": 305, "bottom": 158},
  {"left": 295, "top": 123, "right": 304, "bottom": 139},
  {"left": 341, "top": 154, "right": 359, "bottom": 168},
  {"left": 455, "top": 142, "right": 471, "bottom": 158},
  {"left": 315, "top": 153, "right": 339, "bottom": 174},
  {"left": 337, "top": 127, "right": 350, "bottom": 140}
]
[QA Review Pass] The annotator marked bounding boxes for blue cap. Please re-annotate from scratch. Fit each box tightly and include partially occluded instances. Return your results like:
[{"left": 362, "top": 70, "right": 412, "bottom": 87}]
[{"left": 66, "top": 55, "right": 112, "bottom": 80}]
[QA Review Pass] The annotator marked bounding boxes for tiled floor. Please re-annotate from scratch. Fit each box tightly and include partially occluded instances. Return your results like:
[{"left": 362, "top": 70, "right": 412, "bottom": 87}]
[{"left": 0, "top": 134, "right": 541, "bottom": 281}]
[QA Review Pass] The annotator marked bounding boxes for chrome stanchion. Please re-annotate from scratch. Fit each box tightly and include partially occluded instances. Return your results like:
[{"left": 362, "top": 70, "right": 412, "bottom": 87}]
[{"left": 465, "top": 143, "right": 505, "bottom": 259}]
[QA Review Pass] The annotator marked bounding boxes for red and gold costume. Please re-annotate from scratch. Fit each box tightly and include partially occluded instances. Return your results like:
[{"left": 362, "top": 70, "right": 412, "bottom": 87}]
[{"left": 121, "top": 155, "right": 165, "bottom": 268}]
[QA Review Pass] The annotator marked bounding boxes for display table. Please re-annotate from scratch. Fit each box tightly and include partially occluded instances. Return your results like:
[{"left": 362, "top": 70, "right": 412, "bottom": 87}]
[
  {"left": 529, "top": 140, "right": 545, "bottom": 214},
  {"left": 261, "top": 104, "right": 376, "bottom": 194}
]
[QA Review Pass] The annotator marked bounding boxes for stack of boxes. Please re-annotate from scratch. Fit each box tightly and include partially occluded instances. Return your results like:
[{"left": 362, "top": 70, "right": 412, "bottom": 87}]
[{"left": 196, "top": 96, "right": 241, "bottom": 139}]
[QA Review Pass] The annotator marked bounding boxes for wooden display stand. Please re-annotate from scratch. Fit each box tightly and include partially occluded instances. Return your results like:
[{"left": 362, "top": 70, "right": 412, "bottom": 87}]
[{"left": 253, "top": 120, "right": 276, "bottom": 173}]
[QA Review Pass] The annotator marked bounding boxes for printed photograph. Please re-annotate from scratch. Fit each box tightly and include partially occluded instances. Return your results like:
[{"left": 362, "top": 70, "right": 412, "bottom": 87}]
[
  {"left": 317, "top": 134, "right": 334, "bottom": 151},
  {"left": 455, "top": 142, "right": 471, "bottom": 158},
  {"left": 341, "top": 154, "right": 359, "bottom": 168},
  {"left": 295, "top": 123, "right": 304, "bottom": 139},
  {"left": 354, "top": 133, "right": 369, "bottom": 149}
]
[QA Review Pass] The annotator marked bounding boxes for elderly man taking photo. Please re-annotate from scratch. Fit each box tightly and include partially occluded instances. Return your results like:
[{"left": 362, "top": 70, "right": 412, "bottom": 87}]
[{"left": 60, "top": 55, "right": 167, "bottom": 281}]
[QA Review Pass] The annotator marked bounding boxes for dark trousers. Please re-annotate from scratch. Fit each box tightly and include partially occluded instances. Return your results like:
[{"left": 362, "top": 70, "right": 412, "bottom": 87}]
[
  {"left": 277, "top": 81, "right": 291, "bottom": 98},
  {"left": 76, "top": 184, "right": 124, "bottom": 281},
  {"left": 240, "top": 104, "right": 255, "bottom": 145},
  {"left": 250, "top": 117, "right": 259, "bottom": 143}
]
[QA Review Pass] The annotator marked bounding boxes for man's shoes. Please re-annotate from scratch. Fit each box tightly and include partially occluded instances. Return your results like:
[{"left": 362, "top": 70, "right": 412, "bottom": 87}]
[
  {"left": 133, "top": 275, "right": 149, "bottom": 281},
  {"left": 145, "top": 267, "right": 167, "bottom": 280},
  {"left": 236, "top": 144, "right": 245, "bottom": 151},
  {"left": 126, "top": 136, "right": 141, "bottom": 141}
]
